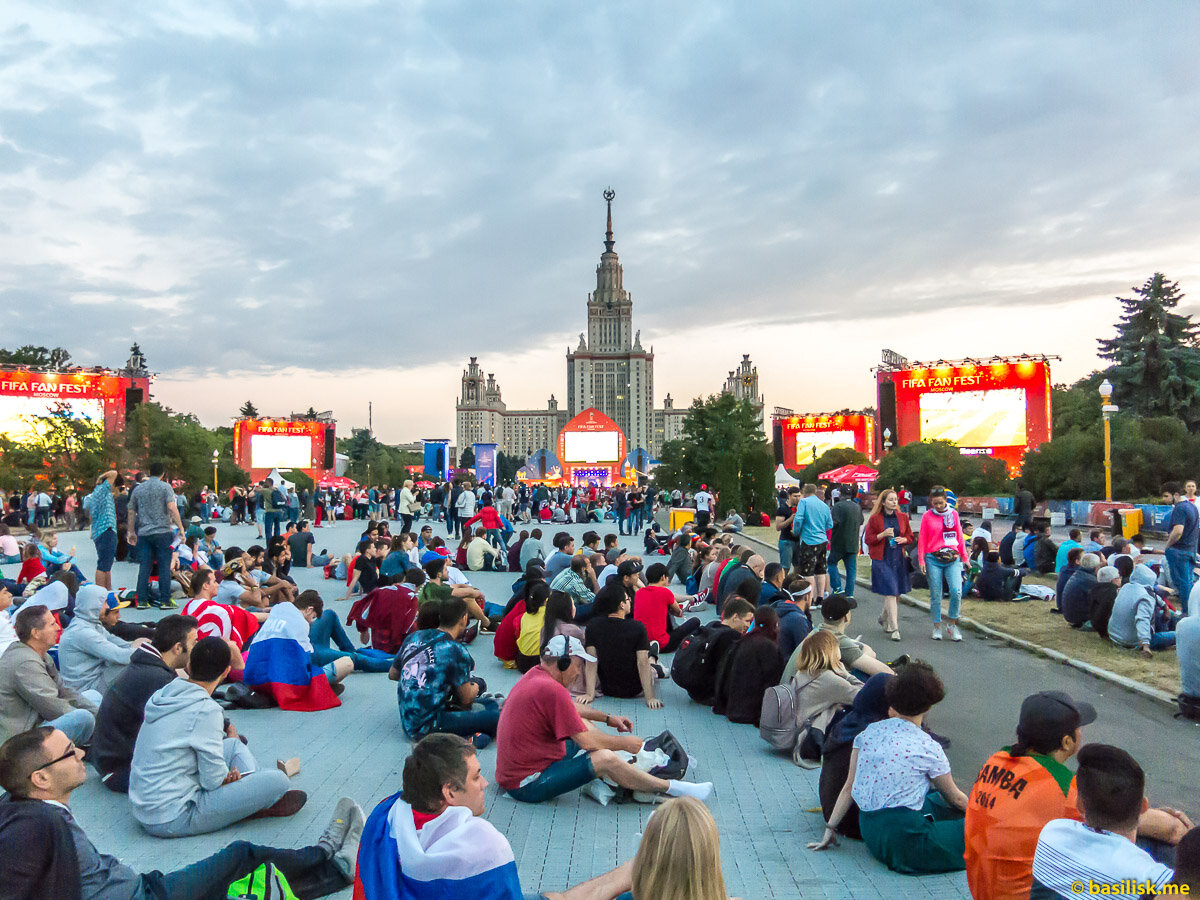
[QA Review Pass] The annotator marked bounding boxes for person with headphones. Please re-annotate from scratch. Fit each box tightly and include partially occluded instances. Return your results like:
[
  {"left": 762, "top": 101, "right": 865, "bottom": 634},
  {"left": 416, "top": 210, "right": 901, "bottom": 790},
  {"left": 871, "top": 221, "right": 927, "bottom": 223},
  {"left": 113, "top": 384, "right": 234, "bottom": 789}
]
[{"left": 494, "top": 634, "right": 713, "bottom": 805}]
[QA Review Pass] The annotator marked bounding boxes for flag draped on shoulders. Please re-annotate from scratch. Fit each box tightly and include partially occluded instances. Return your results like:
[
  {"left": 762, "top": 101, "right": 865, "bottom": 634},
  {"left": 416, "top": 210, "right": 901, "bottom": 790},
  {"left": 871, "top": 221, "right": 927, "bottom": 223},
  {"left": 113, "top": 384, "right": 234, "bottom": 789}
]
[
  {"left": 243, "top": 602, "right": 340, "bottom": 711},
  {"left": 181, "top": 597, "right": 260, "bottom": 649},
  {"left": 354, "top": 792, "right": 523, "bottom": 900}
]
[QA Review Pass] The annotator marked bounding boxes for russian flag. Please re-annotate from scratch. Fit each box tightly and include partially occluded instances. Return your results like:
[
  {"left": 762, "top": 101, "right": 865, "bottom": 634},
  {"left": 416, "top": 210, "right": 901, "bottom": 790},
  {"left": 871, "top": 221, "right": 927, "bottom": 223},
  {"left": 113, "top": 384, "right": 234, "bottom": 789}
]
[
  {"left": 243, "top": 602, "right": 341, "bottom": 711},
  {"left": 354, "top": 792, "right": 524, "bottom": 900}
]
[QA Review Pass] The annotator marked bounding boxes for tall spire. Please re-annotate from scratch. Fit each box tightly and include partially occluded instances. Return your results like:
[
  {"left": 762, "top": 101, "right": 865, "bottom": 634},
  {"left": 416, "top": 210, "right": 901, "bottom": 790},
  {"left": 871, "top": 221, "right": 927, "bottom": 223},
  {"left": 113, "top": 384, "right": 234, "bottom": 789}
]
[{"left": 603, "top": 187, "right": 615, "bottom": 253}]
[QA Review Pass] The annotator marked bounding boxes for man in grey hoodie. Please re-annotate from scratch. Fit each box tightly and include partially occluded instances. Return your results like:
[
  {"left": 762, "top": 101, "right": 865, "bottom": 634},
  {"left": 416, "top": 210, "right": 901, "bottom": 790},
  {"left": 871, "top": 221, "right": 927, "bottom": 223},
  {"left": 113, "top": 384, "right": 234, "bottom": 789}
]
[
  {"left": 58, "top": 584, "right": 148, "bottom": 695},
  {"left": 129, "top": 636, "right": 305, "bottom": 837}
]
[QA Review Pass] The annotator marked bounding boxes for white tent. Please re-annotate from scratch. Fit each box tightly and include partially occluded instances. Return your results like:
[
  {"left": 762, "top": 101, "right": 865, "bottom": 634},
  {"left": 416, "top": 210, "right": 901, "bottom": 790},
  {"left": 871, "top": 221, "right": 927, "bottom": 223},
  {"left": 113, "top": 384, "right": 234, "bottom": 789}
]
[
  {"left": 266, "top": 468, "right": 296, "bottom": 491},
  {"left": 774, "top": 464, "right": 800, "bottom": 486}
]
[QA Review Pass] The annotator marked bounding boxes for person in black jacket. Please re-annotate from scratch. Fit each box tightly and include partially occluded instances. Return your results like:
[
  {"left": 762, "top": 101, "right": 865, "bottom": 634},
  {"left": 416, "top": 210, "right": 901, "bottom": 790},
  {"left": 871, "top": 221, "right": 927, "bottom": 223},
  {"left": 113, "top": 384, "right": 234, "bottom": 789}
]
[
  {"left": 713, "top": 606, "right": 785, "bottom": 724},
  {"left": 976, "top": 552, "right": 1027, "bottom": 602},
  {"left": 1061, "top": 553, "right": 1102, "bottom": 627},
  {"left": 1031, "top": 523, "right": 1058, "bottom": 575},
  {"left": 90, "top": 614, "right": 198, "bottom": 793}
]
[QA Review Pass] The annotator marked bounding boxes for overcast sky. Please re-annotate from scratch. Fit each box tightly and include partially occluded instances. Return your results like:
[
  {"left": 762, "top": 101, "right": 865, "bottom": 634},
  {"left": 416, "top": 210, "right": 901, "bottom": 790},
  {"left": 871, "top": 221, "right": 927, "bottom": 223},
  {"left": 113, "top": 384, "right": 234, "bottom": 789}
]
[{"left": 2, "top": 1, "right": 1199, "bottom": 443}]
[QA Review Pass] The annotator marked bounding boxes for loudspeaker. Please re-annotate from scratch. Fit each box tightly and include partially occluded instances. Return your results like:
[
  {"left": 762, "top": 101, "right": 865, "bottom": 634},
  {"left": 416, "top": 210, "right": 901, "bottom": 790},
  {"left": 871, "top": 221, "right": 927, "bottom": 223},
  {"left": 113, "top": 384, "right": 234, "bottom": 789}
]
[
  {"left": 877, "top": 379, "right": 897, "bottom": 456},
  {"left": 323, "top": 429, "right": 335, "bottom": 468},
  {"left": 435, "top": 447, "right": 445, "bottom": 474},
  {"left": 772, "top": 420, "right": 784, "bottom": 465},
  {"left": 124, "top": 388, "right": 143, "bottom": 424}
]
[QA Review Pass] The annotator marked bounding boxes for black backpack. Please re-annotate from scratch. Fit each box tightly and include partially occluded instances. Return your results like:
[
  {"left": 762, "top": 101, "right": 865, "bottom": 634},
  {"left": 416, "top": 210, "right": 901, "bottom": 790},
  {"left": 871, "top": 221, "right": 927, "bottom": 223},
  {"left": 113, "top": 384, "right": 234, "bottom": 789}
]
[{"left": 670, "top": 624, "right": 728, "bottom": 695}]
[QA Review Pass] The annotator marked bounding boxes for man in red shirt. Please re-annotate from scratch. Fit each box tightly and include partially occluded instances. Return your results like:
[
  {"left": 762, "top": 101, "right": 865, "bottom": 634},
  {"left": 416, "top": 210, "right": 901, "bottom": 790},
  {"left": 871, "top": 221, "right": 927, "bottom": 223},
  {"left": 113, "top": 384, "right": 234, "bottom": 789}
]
[
  {"left": 494, "top": 635, "right": 712, "bottom": 804},
  {"left": 633, "top": 563, "right": 701, "bottom": 653}
]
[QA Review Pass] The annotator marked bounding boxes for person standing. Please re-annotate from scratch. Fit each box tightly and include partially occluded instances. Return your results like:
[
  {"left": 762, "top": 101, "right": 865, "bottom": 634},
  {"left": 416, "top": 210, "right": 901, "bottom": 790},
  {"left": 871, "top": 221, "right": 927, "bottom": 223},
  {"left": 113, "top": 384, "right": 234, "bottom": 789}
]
[
  {"left": 128, "top": 461, "right": 183, "bottom": 608},
  {"left": 864, "top": 489, "right": 914, "bottom": 641},
  {"left": 1163, "top": 481, "right": 1199, "bottom": 615},
  {"left": 795, "top": 484, "right": 834, "bottom": 600},
  {"left": 829, "top": 485, "right": 864, "bottom": 600},
  {"left": 614, "top": 484, "right": 629, "bottom": 536},
  {"left": 82, "top": 470, "right": 119, "bottom": 590},
  {"left": 628, "top": 485, "right": 645, "bottom": 533},
  {"left": 1013, "top": 482, "right": 1035, "bottom": 530},
  {"left": 693, "top": 485, "right": 714, "bottom": 529},
  {"left": 775, "top": 487, "right": 801, "bottom": 572},
  {"left": 917, "top": 486, "right": 967, "bottom": 642},
  {"left": 398, "top": 479, "right": 419, "bottom": 534}
]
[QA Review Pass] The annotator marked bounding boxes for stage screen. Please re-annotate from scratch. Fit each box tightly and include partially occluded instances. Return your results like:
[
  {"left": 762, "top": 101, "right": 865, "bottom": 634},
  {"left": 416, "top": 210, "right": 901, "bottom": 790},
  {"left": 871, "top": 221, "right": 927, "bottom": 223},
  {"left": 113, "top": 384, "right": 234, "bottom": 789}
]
[
  {"left": 0, "top": 396, "right": 104, "bottom": 442},
  {"left": 564, "top": 431, "right": 619, "bottom": 463},
  {"left": 250, "top": 434, "right": 312, "bottom": 469},
  {"left": 795, "top": 430, "right": 857, "bottom": 466},
  {"left": 919, "top": 388, "right": 1027, "bottom": 447}
]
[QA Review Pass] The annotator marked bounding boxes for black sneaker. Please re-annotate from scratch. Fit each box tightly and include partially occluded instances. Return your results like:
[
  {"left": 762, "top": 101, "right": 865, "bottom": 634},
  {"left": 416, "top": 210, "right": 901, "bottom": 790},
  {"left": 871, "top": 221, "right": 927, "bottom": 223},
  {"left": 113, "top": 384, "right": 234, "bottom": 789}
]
[{"left": 648, "top": 640, "right": 660, "bottom": 658}]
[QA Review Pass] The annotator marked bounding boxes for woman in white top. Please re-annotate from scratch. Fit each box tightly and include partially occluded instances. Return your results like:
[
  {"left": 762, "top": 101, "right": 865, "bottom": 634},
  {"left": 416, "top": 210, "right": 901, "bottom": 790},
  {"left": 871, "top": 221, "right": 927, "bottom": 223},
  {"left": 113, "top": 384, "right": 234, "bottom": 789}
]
[{"left": 809, "top": 660, "right": 969, "bottom": 874}]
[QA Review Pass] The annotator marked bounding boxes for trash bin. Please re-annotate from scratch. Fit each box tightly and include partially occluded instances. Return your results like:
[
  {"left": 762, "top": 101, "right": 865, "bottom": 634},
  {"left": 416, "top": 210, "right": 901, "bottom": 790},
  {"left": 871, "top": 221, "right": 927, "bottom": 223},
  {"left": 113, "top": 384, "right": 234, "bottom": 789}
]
[
  {"left": 1119, "top": 508, "right": 1143, "bottom": 539},
  {"left": 669, "top": 507, "right": 696, "bottom": 532}
]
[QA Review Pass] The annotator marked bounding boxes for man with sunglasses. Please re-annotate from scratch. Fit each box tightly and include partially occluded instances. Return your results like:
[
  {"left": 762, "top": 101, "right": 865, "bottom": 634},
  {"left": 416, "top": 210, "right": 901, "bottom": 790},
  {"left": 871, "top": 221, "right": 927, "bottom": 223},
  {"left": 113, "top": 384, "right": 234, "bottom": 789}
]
[
  {"left": 0, "top": 604, "right": 99, "bottom": 747},
  {"left": 0, "top": 725, "right": 363, "bottom": 899}
]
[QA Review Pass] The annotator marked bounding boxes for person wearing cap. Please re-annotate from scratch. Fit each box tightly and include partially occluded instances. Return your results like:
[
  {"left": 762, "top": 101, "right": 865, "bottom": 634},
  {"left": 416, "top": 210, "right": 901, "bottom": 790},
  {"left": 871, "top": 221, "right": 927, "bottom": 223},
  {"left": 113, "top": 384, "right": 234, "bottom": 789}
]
[
  {"left": 584, "top": 567, "right": 662, "bottom": 707},
  {"left": 1108, "top": 563, "right": 1181, "bottom": 657},
  {"left": 57, "top": 585, "right": 148, "bottom": 696},
  {"left": 590, "top": 557, "right": 644, "bottom": 623},
  {"left": 185, "top": 515, "right": 205, "bottom": 542},
  {"left": 495, "top": 634, "right": 713, "bottom": 804},
  {"left": 797, "top": 593, "right": 892, "bottom": 683},
  {"left": 693, "top": 484, "right": 714, "bottom": 529},
  {"left": 1087, "top": 565, "right": 1122, "bottom": 640},
  {"left": 1060, "top": 552, "right": 1102, "bottom": 628}
]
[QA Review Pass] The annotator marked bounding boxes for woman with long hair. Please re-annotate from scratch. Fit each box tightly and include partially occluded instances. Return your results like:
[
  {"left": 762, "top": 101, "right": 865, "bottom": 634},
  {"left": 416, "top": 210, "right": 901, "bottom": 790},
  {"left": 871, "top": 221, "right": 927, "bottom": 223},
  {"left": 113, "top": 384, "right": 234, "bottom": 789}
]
[
  {"left": 630, "top": 796, "right": 737, "bottom": 900},
  {"left": 863, "top": 488, "right": 914, "bottom": 641},
  {"left": 514, "top": 581, "right": 551, "bottom": 673},
  {"left": 713, "top": 606, "right": 785, "bottom": 725},
  {"left": 540, "top": 590, "right": 586, "bottom": 696},
  {"left": 789, "top": 630, "right": 862, "bottom": 767}
]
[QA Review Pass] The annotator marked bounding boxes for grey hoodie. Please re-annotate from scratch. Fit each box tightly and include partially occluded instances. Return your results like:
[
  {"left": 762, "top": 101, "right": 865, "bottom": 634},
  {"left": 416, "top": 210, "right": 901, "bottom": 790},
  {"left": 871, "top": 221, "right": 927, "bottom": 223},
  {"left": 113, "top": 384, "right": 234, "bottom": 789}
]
[
  {"left": 129, "top": 679, "right": 228, "bottom": 826},
  {"left": 58, "top": 585, "right": 133, "bottom": 695}
]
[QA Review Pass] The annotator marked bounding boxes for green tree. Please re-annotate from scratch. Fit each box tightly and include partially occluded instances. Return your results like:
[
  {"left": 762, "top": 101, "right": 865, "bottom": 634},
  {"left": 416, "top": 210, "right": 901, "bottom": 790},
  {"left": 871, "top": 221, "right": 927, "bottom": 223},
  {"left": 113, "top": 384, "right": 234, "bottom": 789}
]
[
  {"left": 1097, "top": 273, "right": 1200, "bottom": 429},
  {"left": 459, "top": 446, "right": 475, "bottom": 468},
  {"left": 0, "top": 345, "right": 71, "bottom": 368},
  {"left": 874, "top": 440, "right": 1010, "bottom": 498},
  {"left": 496, "top": 451, "right": 521, "bottom": 485},
  {"left": 122, "top": 403, "right": 247, "bottom": 491},
  {"left": 799, "top": 448, "right": 870, "bottom": 485},
  {"left": 653, "top": 394, "right": 775, "bottom": 516},
  {"left": 239, "top": 400, "right": 259, "bottom": 418}
]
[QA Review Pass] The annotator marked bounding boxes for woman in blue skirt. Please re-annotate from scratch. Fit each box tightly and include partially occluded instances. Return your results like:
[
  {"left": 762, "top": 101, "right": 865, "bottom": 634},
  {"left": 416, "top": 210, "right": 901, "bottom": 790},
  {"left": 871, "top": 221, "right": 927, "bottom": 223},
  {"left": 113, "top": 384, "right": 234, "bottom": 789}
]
[{"left": 864, "top": 488, "right": 914, "bottom": 641}]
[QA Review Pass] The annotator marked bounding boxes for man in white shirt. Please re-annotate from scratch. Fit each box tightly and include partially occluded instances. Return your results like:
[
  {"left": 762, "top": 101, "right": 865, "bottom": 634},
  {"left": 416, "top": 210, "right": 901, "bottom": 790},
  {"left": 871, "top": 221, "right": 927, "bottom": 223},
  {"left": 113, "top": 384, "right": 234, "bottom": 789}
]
[{"left": 693, "top": 485, "right": 714, "bottom": 529}]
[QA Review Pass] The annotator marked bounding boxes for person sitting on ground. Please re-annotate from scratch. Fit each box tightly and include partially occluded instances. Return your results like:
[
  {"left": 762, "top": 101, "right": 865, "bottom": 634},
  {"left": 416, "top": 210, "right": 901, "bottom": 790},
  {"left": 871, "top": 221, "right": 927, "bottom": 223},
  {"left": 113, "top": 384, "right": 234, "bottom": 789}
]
[
  {"left": 355, "top": 733, "right": 633, "bottom": 900},
  {"left": 36, "top": 532, "right": 86, "bottom": 581},
  {"left": 1031, "top": 745, "right": 1188, "bottom": 897},
  {"left": 713, "top": 605, "right": 785, "bottom": 725},
  {"left": 379, "top": 533, "right": 413, "bottom": 580},
  {"left": 716, "top": 553, "right": 765, "bottom": 611},
  {"left": 514, "top": 582, "right": 552, "bottom": 673},
  {"left": 466, "top": 527, "right": 502, "bottom": 572},
  {"left": 0, "top": 586, "right": 15, "bottom": 657},
  {"left": 665, "top": 528, "right": 695, "bottom": 586},
  {"left": 1054, "top": 548, "right": 1082, "bottom": 609},
  {"left": 789, "top": 630, "right": 862, "bottom": 767},
  {"left": 0, "top": 604, "right": 99, "bottom": 746},
  {"left": 211, "top": 554, "right": 263, "bottom": 609},
  {"left": 999, "top": 523, "right": 1020, "bottom": 566},
  {"left": 811, "top": 661, "right": 969, "bottom": 874},
  {"left": 1060, "top": 553, "right": 1102, "bottom": 628},
  {"left": 57, "top": 585, "right": 147, "bottom": 696},
  {"left": 344, "top": 539, "right": 381, "bottom": 602},
  {"left": 200, "top": 526, "right": 225, "bottom": 569},
  {"left": 978, "top": 551, "right": 1028, "bottom": 602},
  {"left": 1054, "top": 528, "right": 1082, "bottom": 573},
  {"left": 633, "top": 562, "right": 702, "bottom": 653},
  {"left": 243, "top": 595, "right": 352, "bottom": 710},
  {"left": 495, "top": 635, "right": 712, "bottom": 804},
  {"left": 757, "top": 561, "right": 787, "bottom": 606},
  {"left": 519, "top": 527, "right": 547, "bottom": 570},
  {"left": 91, "top": 614, "right": 197, "bottom": 793},
  {"left": 1088, "top": 565, "right": 1122, "bottom": 640},
  {"left": 630, "top": 795, "right": 740, "bottom": 900},
  {"left": 584, "top": 579, "right": 662, "bottom": 708},
  {"left": 285, "top": 519, "right": 317, "bottom": 568},
  {"left": 1029, "top": 523, "right": 1057, "bottom": 575},
  {"left": 391, "top": 596, "right": 499, "bottom": 741},
  {"left": 1108, "top": 563, "right": 1181, "bottom": 657},
  {"left": 16, "top": 541, "right": 47, "bottom": 592},
  {"left": 182, "top": 567, "right": 261, "bottom": 663},
  {"left": 1170, "top": 829, "right": 1200, "bottom": 894},
  {"left": 0, "top": 726, "right": 362, "bottom": 898},
  {"left": 965, "top": 690, "right": 1190, "bottom": 900},
  {"left": 818, "top": 673, "right": 894, "bottom": 841},
  {"left": 129, "top": 636, "right": 304, "bottom": 837},
  {"left": 550, "top": 554, "right": 597, "bottom": 618},
  {"left": 544, "top": 532, "right": 576, "bottom": 581},
  {"left": 785, "top": 593, "right": 893, "bottom": 683},
  {"left": 245, "top": 544, "right": 298, "bottom": 604},
  {"left": 674, "top": 597, "right": 755, "bottom": 706},
  {"left": 540, "top": 590, "right": 587, "bottom": 697},
  {"left": 771, "top": 579, "right": 815, "bottom": 659},
  {"left": 348, "top": 568, "right": 423, "bottom": 654},
  {"left": 721, "top": 508, "right": 745, "bottom": 534},
  {"left": 417, "top": 557, "right": 491, "bottom": 628}
]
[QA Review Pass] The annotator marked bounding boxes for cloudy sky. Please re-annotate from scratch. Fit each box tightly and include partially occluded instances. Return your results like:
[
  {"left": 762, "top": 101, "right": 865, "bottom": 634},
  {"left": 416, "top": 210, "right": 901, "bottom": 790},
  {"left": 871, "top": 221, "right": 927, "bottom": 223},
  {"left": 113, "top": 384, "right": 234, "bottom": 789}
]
[{"left": 2, "top": 1, "right": 1199, "bottom": 443}]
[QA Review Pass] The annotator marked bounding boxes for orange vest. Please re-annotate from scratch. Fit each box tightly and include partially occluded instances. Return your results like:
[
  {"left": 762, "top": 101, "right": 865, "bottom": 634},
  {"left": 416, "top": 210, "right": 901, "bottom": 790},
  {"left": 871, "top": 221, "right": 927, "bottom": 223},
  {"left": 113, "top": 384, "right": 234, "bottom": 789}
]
[{"left": 964, "top": 750, "right": 1082, "bottom": 900}]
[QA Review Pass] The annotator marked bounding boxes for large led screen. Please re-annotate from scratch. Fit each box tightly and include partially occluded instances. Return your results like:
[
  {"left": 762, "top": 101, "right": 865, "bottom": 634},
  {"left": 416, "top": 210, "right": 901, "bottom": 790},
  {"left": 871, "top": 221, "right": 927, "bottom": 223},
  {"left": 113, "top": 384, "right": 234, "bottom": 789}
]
[
  {"left": 250, "top": 434, "right": 313, "bottom": 469},
  {"left": 0, "top": 396, "right": 104, "bottom": 442},
  {"left": 563, "top": 431, "right": 619, "bottom": 463},
  {"left": 919, "top": 388, "right": 1027, "bottom": 447},
  {"left": 795, "top": 431, "right": 857, "bottom": 466}
]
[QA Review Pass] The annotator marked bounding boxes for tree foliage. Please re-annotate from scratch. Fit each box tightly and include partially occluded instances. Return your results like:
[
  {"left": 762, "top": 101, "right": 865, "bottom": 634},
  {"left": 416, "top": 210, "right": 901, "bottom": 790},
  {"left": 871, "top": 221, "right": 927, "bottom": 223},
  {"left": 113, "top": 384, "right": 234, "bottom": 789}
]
[
  {"left": 1097, "top": 273, "right": 1200, "bottom": 429},
  {"left": 653, "top": 394, "right": 775, "bottom": 515},
  {"left": 238, "top": 400, "right": 259, "bottom": 418},
  {"left": 338, "top": 430, "right": 421, "bottom": 486},
  {"left": 875, "top": 440, "right": 1010, "bottom": 498},
  {"left": 0, "top": 403, "right": 119, "bottom": 490},
  {"left": 0, "top": 345, "right": 72, "bottom": 368},
  {"left": 122, "top": 403, "right": 247, "bottom": 490}
]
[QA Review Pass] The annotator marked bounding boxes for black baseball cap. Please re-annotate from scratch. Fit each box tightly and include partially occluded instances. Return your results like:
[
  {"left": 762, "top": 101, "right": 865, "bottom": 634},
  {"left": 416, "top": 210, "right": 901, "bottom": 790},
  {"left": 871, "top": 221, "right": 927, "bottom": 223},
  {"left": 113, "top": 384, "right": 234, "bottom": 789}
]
[
  {"left": 1017, "top": 691, "right": 1097, "bottom": 745},
  {"left": 820, "top": 592, "right": 857, "bottom": 621},
  {"left": 617, "top": 559, "right": 643, "bottom": 578}
]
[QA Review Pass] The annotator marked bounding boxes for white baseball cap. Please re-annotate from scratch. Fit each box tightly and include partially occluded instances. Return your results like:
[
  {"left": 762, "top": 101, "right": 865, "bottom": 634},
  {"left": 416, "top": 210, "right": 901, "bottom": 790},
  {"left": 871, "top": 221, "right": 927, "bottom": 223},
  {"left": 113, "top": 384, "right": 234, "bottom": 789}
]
[{"left": 542, "top": 634, "right": 597, "bottom": 662}]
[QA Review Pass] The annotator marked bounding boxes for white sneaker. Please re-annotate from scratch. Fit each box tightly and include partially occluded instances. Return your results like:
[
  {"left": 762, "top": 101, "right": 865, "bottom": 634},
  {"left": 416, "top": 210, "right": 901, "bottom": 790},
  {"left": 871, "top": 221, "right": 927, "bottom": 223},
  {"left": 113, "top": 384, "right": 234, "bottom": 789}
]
[
  {"left": 890, "top": 630, "right": 902, "bottom": 642},
  {"left": 931, "top": 624, "right": 943, "bottom": 640},
  {"left": 949, "top": 624, "right": 963, "bottom": 642}
]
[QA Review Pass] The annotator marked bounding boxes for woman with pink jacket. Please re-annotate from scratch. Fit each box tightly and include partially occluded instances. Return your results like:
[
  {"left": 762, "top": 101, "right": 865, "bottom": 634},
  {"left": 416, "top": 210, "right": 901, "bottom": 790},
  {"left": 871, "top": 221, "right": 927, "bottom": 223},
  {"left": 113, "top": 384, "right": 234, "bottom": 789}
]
[{"left": 916, "top": 486, "right": 967, "bottom": 642}]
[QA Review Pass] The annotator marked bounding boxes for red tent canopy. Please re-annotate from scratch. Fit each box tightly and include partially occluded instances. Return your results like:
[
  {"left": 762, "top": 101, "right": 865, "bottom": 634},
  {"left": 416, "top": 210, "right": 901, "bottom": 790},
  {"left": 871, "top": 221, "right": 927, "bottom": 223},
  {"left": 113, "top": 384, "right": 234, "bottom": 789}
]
[
  {"left": 819, "top": 464, "right": 879, "bottom": 483},
  {"left": 318, "top": 475, "right": 359, "bottom": 489}
]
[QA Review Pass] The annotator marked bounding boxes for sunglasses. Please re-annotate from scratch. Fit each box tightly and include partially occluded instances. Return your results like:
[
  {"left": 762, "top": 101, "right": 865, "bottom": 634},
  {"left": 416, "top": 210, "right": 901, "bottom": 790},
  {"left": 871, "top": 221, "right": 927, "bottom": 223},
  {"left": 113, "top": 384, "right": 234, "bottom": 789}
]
[{"left": 36, "top": 743, "right": 79, "bottom": 771}]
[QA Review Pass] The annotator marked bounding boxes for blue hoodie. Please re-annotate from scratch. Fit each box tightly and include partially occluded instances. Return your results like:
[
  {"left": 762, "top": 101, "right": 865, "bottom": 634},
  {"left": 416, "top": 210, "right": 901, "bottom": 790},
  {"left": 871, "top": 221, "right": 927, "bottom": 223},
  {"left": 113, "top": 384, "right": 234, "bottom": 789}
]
[{"left": 770, "top": 598, "right": 813, "bottom": 660}]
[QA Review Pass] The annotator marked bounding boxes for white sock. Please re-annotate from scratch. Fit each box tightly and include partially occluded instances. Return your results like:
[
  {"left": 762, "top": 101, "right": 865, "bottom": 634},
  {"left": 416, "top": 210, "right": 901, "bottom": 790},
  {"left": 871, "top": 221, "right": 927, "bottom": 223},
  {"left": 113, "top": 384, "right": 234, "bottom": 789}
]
[{"left": 667, "top": 780, "right": 712, "bottom": 801}]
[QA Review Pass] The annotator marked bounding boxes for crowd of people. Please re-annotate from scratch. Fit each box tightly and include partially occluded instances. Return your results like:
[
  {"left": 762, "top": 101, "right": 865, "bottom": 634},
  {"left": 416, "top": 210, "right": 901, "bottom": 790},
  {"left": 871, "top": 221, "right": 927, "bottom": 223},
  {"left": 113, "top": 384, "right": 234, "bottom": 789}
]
[{"left": 1, "top": 461, "right": 1198, "bottom": 899}]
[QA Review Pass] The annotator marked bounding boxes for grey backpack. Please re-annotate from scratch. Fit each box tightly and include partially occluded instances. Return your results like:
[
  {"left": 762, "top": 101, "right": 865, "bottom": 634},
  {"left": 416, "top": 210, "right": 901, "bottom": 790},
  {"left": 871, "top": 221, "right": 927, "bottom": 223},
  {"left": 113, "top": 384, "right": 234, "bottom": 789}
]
[{"left": 759, "top": 683, "right": 799, "bottom": 751}]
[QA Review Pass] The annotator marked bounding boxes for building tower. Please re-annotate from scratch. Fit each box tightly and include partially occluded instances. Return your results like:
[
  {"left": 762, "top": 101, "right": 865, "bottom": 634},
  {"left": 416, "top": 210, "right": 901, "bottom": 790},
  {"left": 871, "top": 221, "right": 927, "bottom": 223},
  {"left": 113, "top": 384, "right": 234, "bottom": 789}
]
[
  {"left": 566, "top": 189, "right": 655, "bottom": 453},
  {"left": 722, "top": 354, "right": 765, "bottom": 431}
]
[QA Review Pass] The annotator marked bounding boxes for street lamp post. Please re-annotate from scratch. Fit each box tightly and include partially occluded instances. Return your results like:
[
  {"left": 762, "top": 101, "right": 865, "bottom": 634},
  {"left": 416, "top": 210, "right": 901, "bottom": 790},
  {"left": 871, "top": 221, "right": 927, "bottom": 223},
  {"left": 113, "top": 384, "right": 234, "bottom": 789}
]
[
  {"left": 882, "top": 427, "right": 893, "bottom": 453},
  {"left": 212, "top": 449, "right": 220, "bottom": 498},
  {"left": 1099, "top": 380, "right": 1117, "bottom": 502}
]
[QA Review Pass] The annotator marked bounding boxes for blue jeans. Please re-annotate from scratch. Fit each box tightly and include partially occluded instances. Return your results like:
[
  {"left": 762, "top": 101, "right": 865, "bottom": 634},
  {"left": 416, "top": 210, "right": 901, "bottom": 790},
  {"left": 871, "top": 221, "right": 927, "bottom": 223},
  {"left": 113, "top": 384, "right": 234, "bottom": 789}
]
[
  {"left": 1150, "top": 631, "right": 1177, "bottom": 651},
  {"left": 925, "top": 554, "right": 962, "bottom": 623},
  {"left": 779, "top": 539, "right": 797, "bottom": 569},
  {"left": 1165, "top": 547, "right": 1196, "bottom": 616},
  {"left": 309, "top": 610, "right": 393, "bottom": 673},
  {"left": 617, "top": 509, "right": 628, "bottom": 534},
  {"left": 433, "top": 697, "right": 501, "bottom": 737},
  {"left": 149, "top": 840, "right": 340, "bottom": 900},
  {"left": 506, "top": 739, "right": 596, "bottom": 803},
  {"left": 265, "top": 511, "right": 283, "bottom": 542},
  {"left": 48, "top": 708, "right": 95, "bottom": 745},
  {"left": 136, "top": 532, "right": 175, "bottom": 606},
  {"left": 828, "top": 551, "right": 858, "bottom": 598}
]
